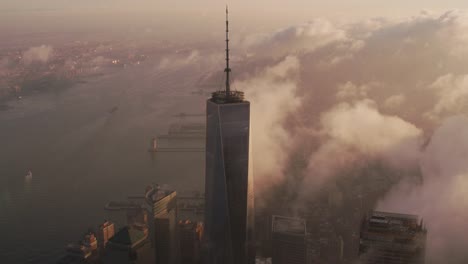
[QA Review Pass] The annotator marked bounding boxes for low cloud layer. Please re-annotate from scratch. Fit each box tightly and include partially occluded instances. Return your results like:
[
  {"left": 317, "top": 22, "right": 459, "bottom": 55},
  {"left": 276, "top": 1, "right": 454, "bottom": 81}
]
[
  {"left": 158, "top": 50, "right": 201, "bottom": 70},
  {"left": 22, "top": 45, "right": 53, "bottom": 64},
  {"left": 3, "top": 6, "right": 468, "bottom": 264},
  {"left": 225, "top": 9, "right": 468, "bottom": 263},
  {"left": 378, "top": 116, "right": 468, "bottom": 263},
  {"left": 18, "top": 8, "right": 464, "bottom": 262},
  {"left": 303, "top": 99, "right": 422, "bottom": 191},
  {"left": 235, "top": 56, "right": 301, "bottom": 198}
]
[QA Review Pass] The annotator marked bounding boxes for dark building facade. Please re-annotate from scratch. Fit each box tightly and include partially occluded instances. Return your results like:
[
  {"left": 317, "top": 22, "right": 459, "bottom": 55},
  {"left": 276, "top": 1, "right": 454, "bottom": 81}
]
[
  {"left": 145, "top": 186, "right": 178, "bottom": 264},
  {"left": 203, "top": 6, "right": 254, "bottom": 264},
  {"left": 98, "top": 221, "right": 115, "bottom": 251},
  {"left": 102, "top": 226, "right": 154, "bottom": 264},
  {"left": 271, "top": 215, "right": 308, "bottom": 264},
  {"left": 359, "top": 211, "right": 427, "bottom": 264},
  {"left": 179, "top": 220, "right": 204, "bottom": 264}
]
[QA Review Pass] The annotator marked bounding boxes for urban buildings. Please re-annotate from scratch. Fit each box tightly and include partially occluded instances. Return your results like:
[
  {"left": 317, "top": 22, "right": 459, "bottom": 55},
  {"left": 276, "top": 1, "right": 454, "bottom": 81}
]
[
  {"left": 145, "top": 185, "right": 178, "bottom": 264},
  {"left": 102, "top": 226, "right": 154, "bottom": 264},
  {"left": 271, "top": 215, "right": 308, "bottom": 264},
  {"left": 127, "top": 207, "right": 149, "bottom": 229},
  {"left": 359, "top": 211, "right": 427, "bottom": 264},
  {"left": 98, "top": 221, "right": 115, "bottom": 251},
  {"left": 59, "top": 232, "right": 101, "bottom": 264},
  {"left": 203, "top": 6, "right": 254, "bottom": 264},
  {"left": 83, "top": 233, "right": 98, "bottom": 251},
  {"left": 177, "top": 191, "right": 204, "bottom": 222},
  {"left": 179, "top": 220, "right": 204, "bottom": 264},
  {"left": 0, "top": 41, "right": 148, "bottom": 101}
]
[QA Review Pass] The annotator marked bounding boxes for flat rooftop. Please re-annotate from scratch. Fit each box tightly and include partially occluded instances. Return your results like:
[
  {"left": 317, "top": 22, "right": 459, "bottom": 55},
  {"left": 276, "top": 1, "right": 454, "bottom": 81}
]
[
  {"left": 272, "top": 215, "right": 306, "bottom": 235},
  {"left": 371, "top": 211, "right": 419, "bottom": 221},
  {"left": 361, "top": 210, "right": 426, "bottom": 243},
  {"left": 108, "top": 226, "right": 147, "bottom": 248},
  {"left": 210, "top": 90, "right": 245, "bottom": 104},
  {"left": 144, "top": 185, "right": 176, "bottom": 205}
]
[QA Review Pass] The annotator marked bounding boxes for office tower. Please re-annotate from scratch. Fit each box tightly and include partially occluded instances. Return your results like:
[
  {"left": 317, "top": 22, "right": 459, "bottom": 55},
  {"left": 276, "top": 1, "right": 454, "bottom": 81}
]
[
  {"left": 255, "top": 213, "right": 274, "bottom": 258},
  {"left": 271, "top": 215, "right": 308, "bottom": 264},
  {"left": 179, "top": 220, "right": 204, "bottom": 264},
  {"left": 98, "top": 220, "right": 115, "bottom": 251},
  {"left": 103, "top": 226, "right": 154, "bottom": 264},
  {"left": 177, "top": 191, "right": 204, "bottom": 222},
  {"left": 127, "top": 207, "right": 149, "bottom": 228},
  {"left": 204, "top": 6, "right": 254, "bottom": 264},
  {"left": 359, "top": 211, "right": 427, "bottom": 264},
  {"left": 145, "top": 185, "right": 178, "bottom": 264}
]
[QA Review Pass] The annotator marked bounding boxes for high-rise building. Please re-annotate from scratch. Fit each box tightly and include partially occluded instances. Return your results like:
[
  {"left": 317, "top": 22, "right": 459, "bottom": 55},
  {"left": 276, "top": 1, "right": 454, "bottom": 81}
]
[
  {"left": 145, "top": 185, "right": 178, "bottom": 264},
  {"left": 102, "top": 226, "right": 154, "bottom": 264},
  {"left": 127, "top": 207, "right": 149, "bottom": 228},
  {"left": 204, "top": 6, "right": 254, "bottom": 264},
  {"left": 179, "top": 220, "right": 204, "bottom": 264},
  {"left": 256, "top": 213, "right": 274, "bottom": 258},
  {"left": 271, "top": 215, "right": 308, "bottom": 264},
  {"left": 359, "top": 211, "right": 427, "bottom": 264},
  {"left": 98, "top": 220, "right": 115, "bottom": 251}
]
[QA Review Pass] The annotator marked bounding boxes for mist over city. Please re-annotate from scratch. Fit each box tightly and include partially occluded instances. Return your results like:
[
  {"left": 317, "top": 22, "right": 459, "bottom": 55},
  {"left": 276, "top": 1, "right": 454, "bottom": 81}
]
[{"left": 1, "top": 1, "right": 468, "bottom": 264}]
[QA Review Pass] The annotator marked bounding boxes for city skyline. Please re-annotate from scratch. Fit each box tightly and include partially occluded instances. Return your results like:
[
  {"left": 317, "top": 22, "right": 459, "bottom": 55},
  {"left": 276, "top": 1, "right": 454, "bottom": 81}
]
[{"left": 2, "top": 3, "right": 468, "bottom": 264}]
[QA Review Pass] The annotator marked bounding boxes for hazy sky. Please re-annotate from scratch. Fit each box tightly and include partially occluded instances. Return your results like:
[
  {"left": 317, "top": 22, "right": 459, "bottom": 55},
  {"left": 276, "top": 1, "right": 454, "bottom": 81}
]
[
  {"left": 2, "top": 0, "right": 468, "bottom": 41},
  {"left": 2, "top": 0, "right": 468, "bottom": 19},
  {"left": 3, "top": 1, "right": 468, "bottom": 263}
]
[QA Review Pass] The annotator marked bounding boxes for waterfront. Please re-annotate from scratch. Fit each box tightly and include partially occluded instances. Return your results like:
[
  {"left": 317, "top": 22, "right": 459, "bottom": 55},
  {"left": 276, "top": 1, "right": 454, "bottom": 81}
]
[{"left": 0, "top": 58, "right": 207, "bottom": 263}]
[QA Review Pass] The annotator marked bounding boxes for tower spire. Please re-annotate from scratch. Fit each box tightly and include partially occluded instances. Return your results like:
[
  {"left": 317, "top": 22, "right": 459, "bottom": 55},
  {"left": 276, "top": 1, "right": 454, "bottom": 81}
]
[
  {"left": 225, "top": 5, "right": 231, "bottom": 94},
  {"left": 210, "top": 6, "right": 244, "bottom": 103}
]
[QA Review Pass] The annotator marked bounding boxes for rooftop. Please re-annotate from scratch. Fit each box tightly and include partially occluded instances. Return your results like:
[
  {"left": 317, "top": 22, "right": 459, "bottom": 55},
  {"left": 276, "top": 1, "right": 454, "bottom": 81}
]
[
  {"left": 371, "top": 211, "right": 419, "bottom": 221},
  {"left": 272, "top": 215, "right": 306, "bottom": 235},
  {"left": 361, "top": 210, "right": 427, "bottom": 245},
  {"left": 145, "top": 185, "right": 176, "bottom": 204},
  {"left": 210, "top": 90, "right": 245, "bottom": 104},
  {"left": 108, "top": 226, "right": 147, "bottom": 248},
  {"left": 364, "top": 211, "right": 423, "bottom": 231}
]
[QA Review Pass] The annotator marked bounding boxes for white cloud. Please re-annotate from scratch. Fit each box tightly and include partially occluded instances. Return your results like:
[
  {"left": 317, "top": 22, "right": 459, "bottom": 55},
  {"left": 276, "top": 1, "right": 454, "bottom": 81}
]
[
  {"left": 378, "top": 116, "right": 468, "bottom": 263},
  {"left": 425, "top": 74, "right": 468, "bottom": 121},
  {"left": 336, "top": 82, "right": 374, "bottom": 101},
  {"left": 234, "top": 56, "right": 302, "bottom": 196},
  {"left": 158, "top": 50, "right": 201, "bottom": 70},
  {"left": 302, "top": 100, "right": 422, "bottom": 191},
  {"left": 22, "top": 45, "right": 53, "bottom": 64},
  {"left": 384, "top": 94, "right": 406, "bottom": 109},
  {"left": 241, "top": 18, "right": 361, "bottom": 59}
]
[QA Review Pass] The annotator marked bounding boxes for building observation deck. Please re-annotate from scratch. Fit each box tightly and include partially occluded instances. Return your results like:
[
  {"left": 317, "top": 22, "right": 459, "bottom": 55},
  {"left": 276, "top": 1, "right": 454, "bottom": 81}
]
[{"left": 210, "top": 90, "right": 245, "bottom": 104}]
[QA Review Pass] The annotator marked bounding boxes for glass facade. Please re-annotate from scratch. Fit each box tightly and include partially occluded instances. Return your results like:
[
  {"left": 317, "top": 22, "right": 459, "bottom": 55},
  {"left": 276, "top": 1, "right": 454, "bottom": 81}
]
[
  {"left": 204, "top": 100, "right": 254, "bottom": 264},
  {"left": 271, "top": 216, "right": 307, "bottom": 264},
  {"left": 151, "top": 191, "right": 178, "bottom": 264},
  {"left": 359, "top": 211, "right": 427, "bottom": 264}
]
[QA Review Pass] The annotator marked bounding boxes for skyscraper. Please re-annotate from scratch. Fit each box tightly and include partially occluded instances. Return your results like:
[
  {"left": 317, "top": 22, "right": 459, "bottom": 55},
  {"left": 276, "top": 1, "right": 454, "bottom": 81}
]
[
  {"left": 204, "top": 6, "right": 254, "bottom": 264},
  {"left": 145, "top": 185, "right": 178, "bottom": 264},
  {"left": 359, "top": 211, "right": 427, "bottom": 264},
  {"left": 102, "top": 226, "right": 154, "bottom": 264},
  {"left": 271, "top": 215, "right": 308, "bottom": 264},
  {"left": 179, "top": 220, "right": 204, "bottom": 264},
  {"left": 98, "top": 220, "right": 115, "bottom": 251}
]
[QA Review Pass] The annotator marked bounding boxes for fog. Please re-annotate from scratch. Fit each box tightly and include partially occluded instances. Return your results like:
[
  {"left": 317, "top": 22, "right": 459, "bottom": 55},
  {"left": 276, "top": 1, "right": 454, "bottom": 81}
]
[
  {"left": 2, "top": 4, "right": 468, "bottom": 263},
  {"left": 228, "top": 10, "right": 468, "bottom": 263}
]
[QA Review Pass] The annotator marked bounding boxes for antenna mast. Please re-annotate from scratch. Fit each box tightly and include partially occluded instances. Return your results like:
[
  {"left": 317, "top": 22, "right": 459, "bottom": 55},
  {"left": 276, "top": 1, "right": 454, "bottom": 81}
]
[{"left": 225, "top": 5, "right": 231, "bottom": 94}]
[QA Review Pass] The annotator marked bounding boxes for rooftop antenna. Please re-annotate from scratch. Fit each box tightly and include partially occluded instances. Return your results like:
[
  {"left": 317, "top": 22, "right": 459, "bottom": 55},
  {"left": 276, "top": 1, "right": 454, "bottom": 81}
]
[{"left": 225, "top": 5, "right": 231, "bottom": 95}]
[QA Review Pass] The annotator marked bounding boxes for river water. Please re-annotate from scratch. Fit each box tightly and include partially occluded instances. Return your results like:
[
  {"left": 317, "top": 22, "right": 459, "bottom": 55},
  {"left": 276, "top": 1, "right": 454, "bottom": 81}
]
[{"left": 0, "top": 60, "right": 207, "bottom": 263}]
